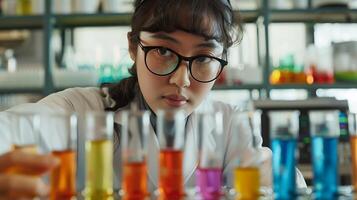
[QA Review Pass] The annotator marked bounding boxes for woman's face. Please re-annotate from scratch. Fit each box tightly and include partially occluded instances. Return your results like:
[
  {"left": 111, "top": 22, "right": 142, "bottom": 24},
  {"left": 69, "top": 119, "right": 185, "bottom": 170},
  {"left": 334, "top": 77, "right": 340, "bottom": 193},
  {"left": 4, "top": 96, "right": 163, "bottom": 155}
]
[{"left": 129, "top": 30, "right": 224, "bottom": 115}]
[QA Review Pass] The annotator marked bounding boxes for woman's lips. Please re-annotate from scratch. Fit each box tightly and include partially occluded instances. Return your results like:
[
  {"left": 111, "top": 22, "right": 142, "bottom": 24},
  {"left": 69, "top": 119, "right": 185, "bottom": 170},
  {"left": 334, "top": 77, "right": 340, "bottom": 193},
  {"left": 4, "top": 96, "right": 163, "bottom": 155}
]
[{"left": 163, "top": 95, "right": 188, "bottom": 107}]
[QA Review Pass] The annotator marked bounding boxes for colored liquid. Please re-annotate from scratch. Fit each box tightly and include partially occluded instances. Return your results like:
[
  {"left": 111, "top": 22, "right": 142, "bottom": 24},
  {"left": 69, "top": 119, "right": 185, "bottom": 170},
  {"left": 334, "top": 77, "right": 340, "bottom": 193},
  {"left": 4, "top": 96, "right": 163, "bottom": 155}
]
[
  {"left": 271, "top": 138, "right": 296, "bottom": 199},
  {"left": 351, "top": 135, "right": 357, "bottom": 191},
  {"left": 16, "top": 0, "right": 32, "bottom": 15},
  {"left": 122, "top": 162, "right": 148, "bottom": 198},
  {"left": 85, "top": 196, "right": 114, "bottom": 200},
  {"left": 85, "top": 139, "right": 113, "bottom": 198},
  {"left": 234, "top": 167, "right": 260, "bottom": 199},
  {"left": 311, "top": 136, "right": 339, "bottom": 199},
  {"left": 159, "top": 149, "right": 184, "bottom": 198},
  {"left": 196, "top": 167, "right": 222, "bottom": 199},
  {"left": 50, "top": 150, "right": 76, "bottom": 199},
  {"left": 7, "top": 144, "right": 38, "bottom": 175}
]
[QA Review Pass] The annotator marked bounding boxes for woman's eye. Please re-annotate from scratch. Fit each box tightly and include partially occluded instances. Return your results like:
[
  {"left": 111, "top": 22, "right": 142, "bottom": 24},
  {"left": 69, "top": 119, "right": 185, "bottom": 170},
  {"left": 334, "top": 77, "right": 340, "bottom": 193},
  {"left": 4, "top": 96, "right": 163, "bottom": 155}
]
[
  {"left": 156, "top": 48, "right": 172, "bottom": 56},
  {"left": 196, "top": 57, "right": 212, "bottom": 63}
]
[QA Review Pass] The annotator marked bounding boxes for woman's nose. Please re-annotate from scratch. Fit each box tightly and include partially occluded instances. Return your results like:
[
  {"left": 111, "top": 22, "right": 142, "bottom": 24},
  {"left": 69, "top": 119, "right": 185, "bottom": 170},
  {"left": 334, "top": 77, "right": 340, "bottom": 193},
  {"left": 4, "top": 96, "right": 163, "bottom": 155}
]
[{"left": 169, "top": 61, "right": 191, "bottom": 88}]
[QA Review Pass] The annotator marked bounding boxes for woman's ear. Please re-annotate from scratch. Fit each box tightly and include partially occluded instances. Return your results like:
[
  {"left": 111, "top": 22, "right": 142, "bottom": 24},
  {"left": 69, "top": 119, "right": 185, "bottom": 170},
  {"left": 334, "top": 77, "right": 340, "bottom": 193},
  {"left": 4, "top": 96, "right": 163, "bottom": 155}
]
[{"left": 127, "top": 32, "right": 137, "bottom": 61}]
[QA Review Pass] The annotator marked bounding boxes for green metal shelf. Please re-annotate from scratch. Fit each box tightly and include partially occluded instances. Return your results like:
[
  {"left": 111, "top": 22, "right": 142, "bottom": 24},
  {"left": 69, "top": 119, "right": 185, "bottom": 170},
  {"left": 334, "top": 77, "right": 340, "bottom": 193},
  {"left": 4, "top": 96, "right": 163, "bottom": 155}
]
[
  {"left": 0, "top": 15, "right": 44, "bottom": 30},
  {"left": 2, "top": 83, "right": 354, "bottom": 94},
  {"left": 213, "top": 84, "right": 264, "bottom": 90},
  {"left": 270, "top": 8, "right": 357, "bottom": 23},
  {"left": 213, "top": 83, "right": 357, "bottom": 91},
  {"left": 3, "top": 83, "right": 355, "bottom": 93},
  {"left": 0, "top": 88, "right": 43, "bottom": 94},
  {"left": 53, "top": 10, "right": 260, "bottom": 28},
  {"left": 237, "top": 10, "right": 261, "bottom": 23},
  {"left": 269, "top": 83, "right": 357, "bottom": 90},
  {"left": 54, "top": 13, "right": 132, "bottom": 28},
  {"left": 0, "top": 10, "right": 260, "bottom": 29}
]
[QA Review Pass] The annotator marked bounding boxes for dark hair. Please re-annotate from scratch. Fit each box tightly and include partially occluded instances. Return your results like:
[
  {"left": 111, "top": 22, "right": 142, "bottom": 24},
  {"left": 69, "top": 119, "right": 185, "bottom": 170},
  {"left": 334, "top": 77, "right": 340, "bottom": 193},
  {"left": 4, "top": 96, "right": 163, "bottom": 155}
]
[{"left": 107, "top": 0, "right": 243, "bottom": 110}]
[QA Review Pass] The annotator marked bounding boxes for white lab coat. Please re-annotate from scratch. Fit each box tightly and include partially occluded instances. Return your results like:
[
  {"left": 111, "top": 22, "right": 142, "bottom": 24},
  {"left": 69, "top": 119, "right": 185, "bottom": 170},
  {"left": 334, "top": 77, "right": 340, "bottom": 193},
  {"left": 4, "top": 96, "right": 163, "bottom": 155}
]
[{"left": 0, "top": 87, "right": 307, "bottom": 192}]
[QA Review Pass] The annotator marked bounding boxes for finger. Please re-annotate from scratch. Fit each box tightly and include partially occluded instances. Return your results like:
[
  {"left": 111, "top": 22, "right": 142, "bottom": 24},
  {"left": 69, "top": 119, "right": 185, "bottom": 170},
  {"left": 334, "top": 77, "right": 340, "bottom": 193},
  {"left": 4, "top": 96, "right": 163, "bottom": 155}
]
[
  {"left": 0, "top": 151, "right": 60, "bottom": 174},
  {"left": 0, "top": 174, "right": 49, "bottom": 198},
  {"left": 0, "top": 196, "right": 34, "bottom": 200}
]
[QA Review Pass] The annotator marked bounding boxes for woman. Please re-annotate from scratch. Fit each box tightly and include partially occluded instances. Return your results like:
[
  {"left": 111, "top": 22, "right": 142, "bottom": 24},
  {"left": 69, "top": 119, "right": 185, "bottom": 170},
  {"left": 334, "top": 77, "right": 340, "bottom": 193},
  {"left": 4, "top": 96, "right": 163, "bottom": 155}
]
[{"left": 0, "top": 0, "right": 306, "bottom": 198}]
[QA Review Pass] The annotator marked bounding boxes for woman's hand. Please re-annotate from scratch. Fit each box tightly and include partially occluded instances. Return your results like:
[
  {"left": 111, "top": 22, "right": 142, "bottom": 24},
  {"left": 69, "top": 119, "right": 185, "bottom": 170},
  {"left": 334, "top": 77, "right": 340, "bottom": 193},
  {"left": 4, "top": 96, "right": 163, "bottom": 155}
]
[{"left": 0, "top": 150, "right": 59, "bottom": 199}]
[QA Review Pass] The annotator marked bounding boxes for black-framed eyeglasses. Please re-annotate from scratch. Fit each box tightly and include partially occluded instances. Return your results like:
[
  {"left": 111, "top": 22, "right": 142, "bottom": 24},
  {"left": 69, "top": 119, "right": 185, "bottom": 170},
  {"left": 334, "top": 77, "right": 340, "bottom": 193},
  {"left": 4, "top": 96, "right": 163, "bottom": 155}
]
[{"left": 137, "top": 39, "right": 228, "bottom": 83}]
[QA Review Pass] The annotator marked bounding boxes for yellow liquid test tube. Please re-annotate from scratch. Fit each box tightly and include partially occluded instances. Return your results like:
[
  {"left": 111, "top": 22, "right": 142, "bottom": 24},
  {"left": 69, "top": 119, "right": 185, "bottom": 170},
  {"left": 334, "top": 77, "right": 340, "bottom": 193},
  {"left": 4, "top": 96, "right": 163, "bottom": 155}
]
[
  {"left": 234, "top": 167, "right": 260, "bottom": 200},
  {"left": 85, "top": 139, "right": 113, "bottom": 198}
]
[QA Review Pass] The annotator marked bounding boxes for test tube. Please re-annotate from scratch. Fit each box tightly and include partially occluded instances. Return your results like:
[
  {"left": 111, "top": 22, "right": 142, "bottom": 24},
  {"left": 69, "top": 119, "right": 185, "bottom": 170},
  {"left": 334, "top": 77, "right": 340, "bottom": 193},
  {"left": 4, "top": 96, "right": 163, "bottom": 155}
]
[
  {"left": 84, "top": 111, "right": 114, "bottom": 198},
  {"left": 120, "top": 110, "right": 150, "bottom": 198},
  {"left": 309, "top": 110, "right": 340, "bottom": 199},
  {"left": 7, "top": 111, "right": 40, "bottom": 175},
  {"left": 349, "top": 113, "right": 357, "bottom": 192},
  {"left": 195, "top": 111, "right": 224, "bottom": 199},
  {"left": 232, "top": 111, "right": 261, "bottom": 200},
  {"left": 45, "top": 112, "right": 77, "bottom": 199},
  {"left": 157, "top": 110, "right": 186, "bottom": 198},
  {"left": 11, "top": 111, "right": 40, "bottom": 153},
  {"left": 270, "top": 111, "right": 299, "bottom": 199}
]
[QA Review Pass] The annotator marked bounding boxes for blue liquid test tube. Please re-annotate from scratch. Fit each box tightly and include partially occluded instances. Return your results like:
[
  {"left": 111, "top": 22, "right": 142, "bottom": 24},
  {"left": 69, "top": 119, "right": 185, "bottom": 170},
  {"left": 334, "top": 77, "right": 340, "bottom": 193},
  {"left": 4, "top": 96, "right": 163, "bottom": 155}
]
[
  {"left": 269, "top": 111, "right": 299, "bottom": 200},
  {"left": 309, "top": 111, "right": 340, "bottom": 199}
]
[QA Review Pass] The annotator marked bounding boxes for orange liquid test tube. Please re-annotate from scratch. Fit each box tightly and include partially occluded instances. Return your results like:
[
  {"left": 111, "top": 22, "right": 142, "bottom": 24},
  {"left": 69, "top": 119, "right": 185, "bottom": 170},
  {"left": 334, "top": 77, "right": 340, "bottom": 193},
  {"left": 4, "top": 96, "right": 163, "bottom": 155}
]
[
  {"left": 122, "top": 162, "right": 148, "bottom": 199},
  {"left": 50, "top": 150, "right": 76, "bottom": 199},
  {"left": 158, "top": 149, "right": 184, "bottom": 198},
  {"left": 351, "top": 135, "right": 357, "bottom": 191}
]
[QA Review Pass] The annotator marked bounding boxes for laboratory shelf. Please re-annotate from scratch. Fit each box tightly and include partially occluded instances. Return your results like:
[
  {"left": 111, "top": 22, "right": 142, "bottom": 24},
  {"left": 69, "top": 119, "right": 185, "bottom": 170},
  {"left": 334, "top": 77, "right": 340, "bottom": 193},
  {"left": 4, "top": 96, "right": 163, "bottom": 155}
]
[
  {"left": 54, "top": 13, "right": 132, "bottom": 28},
  {"left": 0, "top": 88, "right": 43, "bottom": 94},
  {"left": 213, "top": 84, "right": 264, "bottom": 90},
  {"left": 270, "top": 8, "right": 357, "bottom": 23},
  {"left": 0, "top": 15, "right": 44, "bottom": 30},
  {"left": 268, "top": 83, "right": 357, "bottom": 90},
  {"left": 238, "top": 10, "right": 261, "bottom": 23},
  {"left": 53, "top": 10, "right": 260, "bottom": 28}
]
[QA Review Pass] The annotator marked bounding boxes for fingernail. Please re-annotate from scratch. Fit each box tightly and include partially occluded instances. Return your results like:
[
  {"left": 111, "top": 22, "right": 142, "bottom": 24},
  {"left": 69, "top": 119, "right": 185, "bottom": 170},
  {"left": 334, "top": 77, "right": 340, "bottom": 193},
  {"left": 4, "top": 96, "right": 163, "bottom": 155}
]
[
  {"left": 44, "top": 155, "right": 60, "bottom": 167},
  {"left": 37, "top": 179, "right": 50, "bottom": 196},
  {"left": 52, "top": 157, "right": 61, "bottom": 166}
]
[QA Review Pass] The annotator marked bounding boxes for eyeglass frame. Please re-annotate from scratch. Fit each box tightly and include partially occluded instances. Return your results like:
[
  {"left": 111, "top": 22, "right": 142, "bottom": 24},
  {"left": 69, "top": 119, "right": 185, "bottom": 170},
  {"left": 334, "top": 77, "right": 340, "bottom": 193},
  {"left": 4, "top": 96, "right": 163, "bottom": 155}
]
[{"left": 137, "top": 38, "right": 228, "bottom": 83}]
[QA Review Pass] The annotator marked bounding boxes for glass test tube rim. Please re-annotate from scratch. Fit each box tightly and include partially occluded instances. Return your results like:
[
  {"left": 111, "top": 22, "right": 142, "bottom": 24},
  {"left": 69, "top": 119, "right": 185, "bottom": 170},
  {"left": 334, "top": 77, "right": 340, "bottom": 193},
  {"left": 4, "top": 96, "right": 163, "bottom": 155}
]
[{"left": 85, "top": 111, "right": 114, "bottom": 140}]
